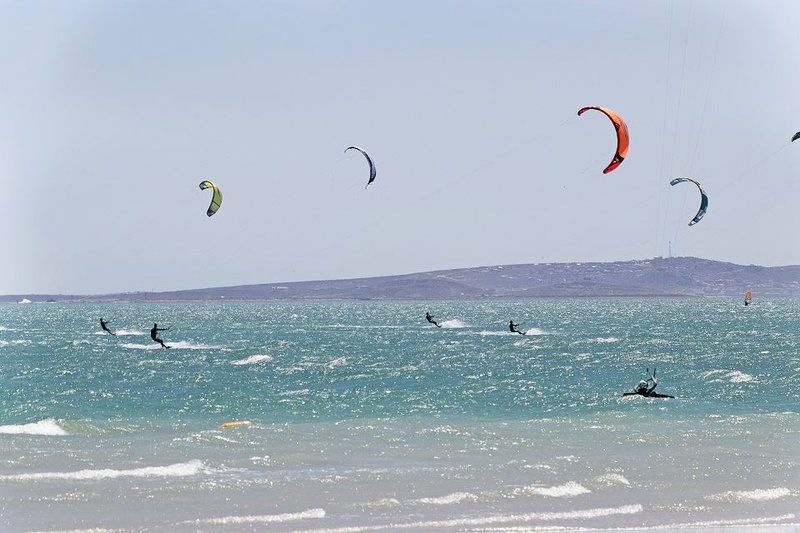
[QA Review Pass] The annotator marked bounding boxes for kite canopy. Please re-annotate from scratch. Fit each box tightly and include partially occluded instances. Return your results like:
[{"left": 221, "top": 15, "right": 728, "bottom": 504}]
[
  {"left": 792, "top": 132, "right": 800, "bottom": 142},
  {"left": 577, "top": 106, "right": 629, "bottom": 174},
  {"left": 199, "top": 180, "right": 222, "bottom": 217},
  {"left": 345, "top": 146, "right": 377, "bottom": 188},
  {"left": 670, "top": 177, "right": 708, "bottom": 226}
]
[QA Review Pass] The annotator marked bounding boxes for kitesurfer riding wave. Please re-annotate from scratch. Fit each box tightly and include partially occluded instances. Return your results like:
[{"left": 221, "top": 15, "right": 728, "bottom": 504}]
[
  {"left": 150, "top": 323, "right": 171, "bottom": 349},
  {"left": 509, "top": 320, "right": 524, "bottom": 335},
  {"left": 426, "top": 312, "right": 441, "bottom": 328},
  {"left": 100, "top": 318, "right": 115, "bottom": 336}
]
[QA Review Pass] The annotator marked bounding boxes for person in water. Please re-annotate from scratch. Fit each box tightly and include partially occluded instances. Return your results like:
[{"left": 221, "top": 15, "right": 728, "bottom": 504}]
[
  {"left": 509, "top": 320, "right": 525, "bottom": 335},
  {"left": 425, "top": 312, "right": 441, "bottom": 328},
  {"left": 100, "top": 318, "right": 115, "bottom": 336},
  {"left": 150, "top": 323, "right": 171, "bottom": 349},
  {"left": 623, "top": 368, "right": 674, "bottom": 398}
]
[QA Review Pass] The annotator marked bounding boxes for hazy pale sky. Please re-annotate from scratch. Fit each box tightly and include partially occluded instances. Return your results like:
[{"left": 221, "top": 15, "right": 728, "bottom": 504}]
[{"left": 1, "top": 0, "right": 799, "bottom": 294}]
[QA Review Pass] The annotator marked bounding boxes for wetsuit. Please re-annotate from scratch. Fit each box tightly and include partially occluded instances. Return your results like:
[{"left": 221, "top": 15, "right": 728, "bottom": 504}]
[
  {"left": 150, "top": 324, "right": 170, "bottom": 349},
  {"left": 426, "top": 313, "right": 441, "bottom": 328},
  {"left": 100, "top": 319, "right": 115, "bottom": 336},
  {"left": 509, "top": 321, "right": 524, "bottom": 335},
  {"left": 623, "top": 378, "right": 674, "bottom": 398}
]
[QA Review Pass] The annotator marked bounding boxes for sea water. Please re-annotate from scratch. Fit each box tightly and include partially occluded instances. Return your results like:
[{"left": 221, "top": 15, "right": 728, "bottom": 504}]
[{"left": 0, "top": 299, "right": 797, "bottom": 531}]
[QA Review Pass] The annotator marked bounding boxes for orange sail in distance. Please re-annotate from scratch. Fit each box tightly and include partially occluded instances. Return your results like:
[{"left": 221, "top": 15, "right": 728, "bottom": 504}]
[{"left": 744, "top": 291, "right": 752, "bottom": 306}]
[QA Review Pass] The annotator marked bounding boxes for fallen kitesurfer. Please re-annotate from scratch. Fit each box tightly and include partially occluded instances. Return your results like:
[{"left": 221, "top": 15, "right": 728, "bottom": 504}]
[{"left": 623, "top": 368, "right": 674, "bottom": 398}]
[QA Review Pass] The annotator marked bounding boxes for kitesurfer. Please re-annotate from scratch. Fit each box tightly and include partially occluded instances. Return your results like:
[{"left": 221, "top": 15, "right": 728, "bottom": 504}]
[
  {"left": 150, "top": 323, "right": 171, "bottom": 349},
  {"left": 426, "top": 312, "right": 441, "bottom": 328},
  {"left": 622, "top": 368, "right": 674, "bottom": 398},
  {"left": 509, "top": 320, "right": 525, "bottom": 335},
  {"left": 100, "top": 318, "right": 115, "bottom": 336}
]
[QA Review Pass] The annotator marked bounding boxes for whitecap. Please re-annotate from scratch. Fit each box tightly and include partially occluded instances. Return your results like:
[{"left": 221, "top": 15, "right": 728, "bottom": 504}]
[
  {"left": 0, "top": 419, "right": 68, "bottom": 436},
  {"left": 592, "top": 473, "right": 630, "bottom": 486},
  {"left": 0, "top": 339, "right": 31, "bottom": 347},
  {"left": 707, "top": 487, "right": 791, "bottom": 502},
  {"left": 185, "top": 508, "right": 325, "bottom": 525},
  {"left": 327, "top": 356, "right": 347, "bottom": 369},
  {"left": 513, "top": 481, "right": 590, "bottom": 498},
  {"left": 297, "top": 504, "right": 641, "bottom": 531},
  {"left": 701, "top": 369, "right": 755, "bottom": 383},
  {"left": 0, "top": 459, "right": 208, "bottom": 481},
  {"left": 232, "top": 354, "right": 273, "bottom": 365},
  {"left": 415, "top": 492, "right": 479, "bottom": 505}
]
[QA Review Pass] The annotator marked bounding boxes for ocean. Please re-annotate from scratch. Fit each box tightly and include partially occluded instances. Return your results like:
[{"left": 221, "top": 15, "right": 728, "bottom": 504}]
[{"left": 0, "top": 299, "right": 797, "bottom": 531}]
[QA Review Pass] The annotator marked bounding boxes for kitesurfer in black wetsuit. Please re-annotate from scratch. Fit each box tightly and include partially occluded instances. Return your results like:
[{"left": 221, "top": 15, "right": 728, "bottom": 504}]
[
  {"left": 150, "top": 323, "right": 171, "bottom": 349},
  {"left": 100, "top": 318, "right": 115, "bottom": 336},
  {"left": 622, "top": 368, "right": 674, "bottom": 398},
  {"left": 426, "top": 312, "right": 441, "bottom": 328},
  {"left": 509, "top": 320, "right": 525, "bottom": 335}
]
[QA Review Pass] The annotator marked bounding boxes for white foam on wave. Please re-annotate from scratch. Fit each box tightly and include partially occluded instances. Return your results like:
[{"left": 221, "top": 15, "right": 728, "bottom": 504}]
[
  {"left": 439, "top": 319, "right": 468, "bottom": 329},
  {"left": 0, "top": 459, "right": 208, "bottom": 481},
  {"left": 701, "top": 369, "right": 755, "bottom": 383},
  {"left": 476, "top": 328, "right": 545, "bottom": 337},
  {"left": 115, "top": 329, "right": 145, "bottom": 336},
  {"left": 327, "top": 356, "right": 347, "bottom": 369},
  {"left": 300, "top": 504, "right": 642, "bottom": 532},
  {"left": 0, "top": 419, "right": 68, "bottom": 436},
  {"left": 592, "top": 473, "right": 630, "bottom": 486},
  {"left": 415, "top": 492, "right": 479, "bottom": 505},
  {"left": 232, "top": 354, "right": 273, "bottom": 365},
  {"left": 360, "top": 498, "right": 401, "bottom": 508},
  {"left": 593, "top": 337, "right": 620, "bottom": 343},
  {"left": 185, "top": 508, "right": 325, "bottom": 525},
  {"left": 120, "top": 341, "right": 221, "bottom": 351},
  {"left": 597, "top": 514, "right": 797, "bottom": 531},
  {"left": 0, "top": 326, "right": 19, "bottom": 331},
  {"left": 513, "top": 481, "right": 591, "bottom": 498},
  {"left": 706, "top": 487, "right": 791, "bottom": 502},
  {"left": 0, "top": 339, "right": 30, "bottom": 347}
]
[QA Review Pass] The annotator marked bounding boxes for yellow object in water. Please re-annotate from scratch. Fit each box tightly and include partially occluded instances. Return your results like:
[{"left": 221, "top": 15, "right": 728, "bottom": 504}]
[{"left": 218, "top": 420, "right": 251, "bottom": 429}]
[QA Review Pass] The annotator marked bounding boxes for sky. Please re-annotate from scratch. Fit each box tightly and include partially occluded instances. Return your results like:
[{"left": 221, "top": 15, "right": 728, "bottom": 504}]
[{"left": 1, "top": 0, "right": 799, "bottom": 294}]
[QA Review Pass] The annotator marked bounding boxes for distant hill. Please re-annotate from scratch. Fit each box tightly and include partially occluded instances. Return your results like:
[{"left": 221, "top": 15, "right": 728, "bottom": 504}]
[{"left": 4, "top": 257, "right": 800, "bottom": 303}]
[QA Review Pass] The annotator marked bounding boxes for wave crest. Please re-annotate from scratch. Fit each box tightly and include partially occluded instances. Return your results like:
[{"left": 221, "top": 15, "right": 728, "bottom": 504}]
[
  {"left": 0, "top": 459, "right": 208, "bottom": 481},
  {"left": 0, "top": 419, "right": 68, "bottom": 436},
  {"left": 232, "top": 354, "right": 273, "bottom": 365}
]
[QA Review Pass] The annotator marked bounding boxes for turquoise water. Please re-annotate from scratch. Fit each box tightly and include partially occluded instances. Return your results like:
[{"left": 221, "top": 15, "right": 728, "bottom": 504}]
[{"left": 0, "top": 299, "right": 798, "bottom": 531}]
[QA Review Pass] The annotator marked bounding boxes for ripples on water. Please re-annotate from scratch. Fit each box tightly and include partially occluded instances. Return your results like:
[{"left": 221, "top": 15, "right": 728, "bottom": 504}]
[{"left": 0, "top": 299, "right": 798, "bottom": 530}]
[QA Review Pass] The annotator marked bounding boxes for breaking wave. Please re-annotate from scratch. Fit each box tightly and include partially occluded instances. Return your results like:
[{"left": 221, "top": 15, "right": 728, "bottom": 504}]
[
  {"left": 0, "top": 419, "right": 68, "bottom": 436},
  {"left": 415, "top": 492, "right": 479, "bottom": 505},
  {"left": 0, "top": 459, "right": 209, "bottom": 481},
  {"left": 299, "top": 504, "right": 641, "bottom": 531},
  {"left": 232, "top": 354, "right": 273, "bottom": 365},
  {"left": 185, "top": 508, "right": 325, "bottom": 525},
  {"left": 701, "top": 369, "right": 755, "bottom": 383},
  {"left": 707, "top": 487, "right": 791, "bottom": 502},
  {"left": 513, "top": 481, "right": 591, "bottom": 498}
]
